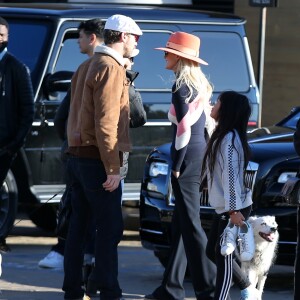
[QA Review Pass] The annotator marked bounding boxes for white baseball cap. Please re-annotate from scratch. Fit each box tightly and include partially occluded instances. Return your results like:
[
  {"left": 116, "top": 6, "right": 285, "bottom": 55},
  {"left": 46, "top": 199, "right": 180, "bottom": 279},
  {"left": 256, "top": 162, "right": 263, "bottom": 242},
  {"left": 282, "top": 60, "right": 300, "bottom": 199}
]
[{"left": 105, "top": 14, "right": 143, "bottom": 36}]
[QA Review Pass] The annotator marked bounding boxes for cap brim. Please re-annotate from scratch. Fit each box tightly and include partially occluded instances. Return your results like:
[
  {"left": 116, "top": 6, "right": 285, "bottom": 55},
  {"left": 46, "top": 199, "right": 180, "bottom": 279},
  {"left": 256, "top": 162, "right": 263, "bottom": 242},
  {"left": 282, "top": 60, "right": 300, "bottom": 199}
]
[{"left": 155, "top": 47, "right": 208, "bottom": 65}]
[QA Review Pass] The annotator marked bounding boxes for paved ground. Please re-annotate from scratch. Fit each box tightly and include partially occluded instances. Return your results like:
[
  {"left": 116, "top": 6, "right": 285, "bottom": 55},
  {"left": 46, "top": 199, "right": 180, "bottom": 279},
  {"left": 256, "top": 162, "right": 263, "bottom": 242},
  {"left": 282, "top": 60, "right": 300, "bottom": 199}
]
[{"left": 0, "top": 218, "right": 294, "bottom": 300}]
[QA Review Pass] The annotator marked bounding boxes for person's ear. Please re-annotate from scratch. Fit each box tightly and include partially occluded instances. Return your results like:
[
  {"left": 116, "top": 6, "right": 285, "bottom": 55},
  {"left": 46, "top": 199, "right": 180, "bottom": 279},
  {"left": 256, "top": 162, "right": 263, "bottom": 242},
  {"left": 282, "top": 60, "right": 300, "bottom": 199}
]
[
  {"left": 120, "top": 32, "right": 128, "bottom": 42},
  {"left": 89, "top": 33, "right": 97, "bottom": 44}
]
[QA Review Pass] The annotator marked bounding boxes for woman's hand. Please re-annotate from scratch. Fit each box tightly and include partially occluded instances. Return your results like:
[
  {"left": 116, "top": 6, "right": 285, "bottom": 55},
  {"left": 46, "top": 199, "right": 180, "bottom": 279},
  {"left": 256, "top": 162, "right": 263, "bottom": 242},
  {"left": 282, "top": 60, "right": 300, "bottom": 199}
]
[{"left": 229, "top": 211, "right": 245, "bottom": 227}]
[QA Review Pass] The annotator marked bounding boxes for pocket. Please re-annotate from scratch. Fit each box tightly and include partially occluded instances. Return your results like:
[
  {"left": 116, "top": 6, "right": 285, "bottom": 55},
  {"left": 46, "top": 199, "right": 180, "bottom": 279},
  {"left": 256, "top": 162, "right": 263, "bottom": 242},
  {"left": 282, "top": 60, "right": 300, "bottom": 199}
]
[{"left": 78, "top": 159, "right": 106, "bottom": 192}]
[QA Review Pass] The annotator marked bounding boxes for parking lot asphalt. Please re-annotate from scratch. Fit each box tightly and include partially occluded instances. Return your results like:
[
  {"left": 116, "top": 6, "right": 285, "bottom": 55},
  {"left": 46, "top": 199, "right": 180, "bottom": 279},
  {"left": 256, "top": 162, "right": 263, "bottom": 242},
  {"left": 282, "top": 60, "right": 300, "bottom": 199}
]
[{"left": 0, "top": 218, "right": 294, "bottom": 300}]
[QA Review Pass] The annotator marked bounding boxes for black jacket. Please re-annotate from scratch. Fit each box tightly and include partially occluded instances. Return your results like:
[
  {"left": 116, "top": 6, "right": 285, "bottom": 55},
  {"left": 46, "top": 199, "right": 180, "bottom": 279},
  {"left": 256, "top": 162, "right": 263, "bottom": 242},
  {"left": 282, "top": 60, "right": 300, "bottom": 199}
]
[
  {"left": 0, "top": 52, "right": 34, "bottom": 154},
  {"left": 126, "top": 69, "right": 147, "bottom": 128}
]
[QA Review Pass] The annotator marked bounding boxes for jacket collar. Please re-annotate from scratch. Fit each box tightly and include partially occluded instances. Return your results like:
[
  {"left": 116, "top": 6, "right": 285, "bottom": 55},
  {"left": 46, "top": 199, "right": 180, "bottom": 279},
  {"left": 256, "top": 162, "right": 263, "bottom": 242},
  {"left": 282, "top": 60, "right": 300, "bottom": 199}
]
[
  {"left": 126, "top": 69, "right": 139, "bottom": 83},
  {"left": 0, "top": 48, "right": 7, "bottom": 61},
  {"left": 94, "top": 45, "right": 124, "bottom": 66}
]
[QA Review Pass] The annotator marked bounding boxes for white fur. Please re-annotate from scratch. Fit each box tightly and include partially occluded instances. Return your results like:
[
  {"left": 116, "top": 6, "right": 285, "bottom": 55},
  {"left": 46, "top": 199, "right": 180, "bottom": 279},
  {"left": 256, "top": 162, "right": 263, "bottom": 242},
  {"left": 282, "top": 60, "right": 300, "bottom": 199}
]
[{"left": 241, "top": 216, "right": 279, "bottom": 300}]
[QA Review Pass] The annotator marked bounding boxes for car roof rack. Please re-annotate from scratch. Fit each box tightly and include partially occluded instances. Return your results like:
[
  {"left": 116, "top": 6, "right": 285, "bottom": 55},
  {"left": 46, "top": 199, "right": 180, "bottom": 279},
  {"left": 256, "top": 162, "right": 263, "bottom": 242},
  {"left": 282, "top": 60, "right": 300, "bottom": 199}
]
[{"left": 67, "top": 0, "right": 192, "bottom": 4}]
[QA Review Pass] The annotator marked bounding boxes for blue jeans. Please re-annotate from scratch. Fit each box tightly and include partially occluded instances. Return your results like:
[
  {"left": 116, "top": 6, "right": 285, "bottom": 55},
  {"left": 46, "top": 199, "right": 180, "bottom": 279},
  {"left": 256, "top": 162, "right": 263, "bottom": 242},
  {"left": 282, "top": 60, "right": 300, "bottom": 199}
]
[{"left": 62, "top": 156, "right": 123, "bottom": 300}]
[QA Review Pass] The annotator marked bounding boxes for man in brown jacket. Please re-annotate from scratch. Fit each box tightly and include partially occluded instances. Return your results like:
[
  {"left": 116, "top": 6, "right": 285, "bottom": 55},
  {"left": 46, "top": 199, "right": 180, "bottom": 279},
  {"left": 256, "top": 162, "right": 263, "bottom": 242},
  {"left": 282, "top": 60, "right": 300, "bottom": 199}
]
[{"left": 63, "top": 14, "right": 142, "bottom": 300}]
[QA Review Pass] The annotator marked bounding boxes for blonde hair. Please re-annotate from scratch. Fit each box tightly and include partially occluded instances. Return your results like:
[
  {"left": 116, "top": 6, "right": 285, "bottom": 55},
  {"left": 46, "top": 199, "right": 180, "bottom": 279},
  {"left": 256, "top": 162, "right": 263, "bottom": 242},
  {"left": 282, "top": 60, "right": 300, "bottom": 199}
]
[{"left": 174, "top": 58, "right": 213, "bottom": 104}]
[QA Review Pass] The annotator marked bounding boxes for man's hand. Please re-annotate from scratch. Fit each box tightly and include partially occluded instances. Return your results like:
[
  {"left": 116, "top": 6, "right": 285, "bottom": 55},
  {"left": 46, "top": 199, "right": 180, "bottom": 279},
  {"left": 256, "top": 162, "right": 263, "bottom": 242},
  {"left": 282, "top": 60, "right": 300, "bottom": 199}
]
[
  {"left": 103, "top": 174, "right": 121, "bottom": 192},
  {"left": 172, "top": 170, "right": 180, "bottom": 178}
]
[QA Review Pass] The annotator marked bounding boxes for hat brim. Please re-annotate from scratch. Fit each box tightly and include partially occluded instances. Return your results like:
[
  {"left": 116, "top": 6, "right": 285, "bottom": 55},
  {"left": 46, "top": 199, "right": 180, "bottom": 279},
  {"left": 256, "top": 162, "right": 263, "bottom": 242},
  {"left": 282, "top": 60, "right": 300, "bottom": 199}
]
[{"left": 155, "top": 47, "right": 208, "bottom": 65}]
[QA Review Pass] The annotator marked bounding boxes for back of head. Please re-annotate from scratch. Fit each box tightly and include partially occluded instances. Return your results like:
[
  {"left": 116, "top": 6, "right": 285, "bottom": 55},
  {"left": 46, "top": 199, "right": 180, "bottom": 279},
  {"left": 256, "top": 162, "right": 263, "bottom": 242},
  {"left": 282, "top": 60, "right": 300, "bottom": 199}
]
[
  {"left": 218, "top": 91, "right": 251, "bottom": 135},
  {"left": 202, "top": 91, "right": 251, "bottom": 177},
  {"left": 78, "top": 18, "right": 104, "bottom": 40}
]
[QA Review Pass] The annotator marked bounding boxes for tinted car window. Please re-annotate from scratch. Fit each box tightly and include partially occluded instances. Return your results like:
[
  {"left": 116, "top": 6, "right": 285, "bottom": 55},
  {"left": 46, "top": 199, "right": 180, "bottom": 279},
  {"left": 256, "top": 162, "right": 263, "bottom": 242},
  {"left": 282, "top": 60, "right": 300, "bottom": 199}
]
[
  {"left": 282, "top": 111, "right": 300, "bottom": 129},
  {"left": 7, "top": 18, "right": 53, "bottom": 88},
  {"left": 197, "top": 32, "right": 250, "bottom": 93},
  {"left": 134, "top": 31, "right": 175, "bottom": 90},
  {"left": 54, "top": 32, "right": 86, "bottom": 72}
]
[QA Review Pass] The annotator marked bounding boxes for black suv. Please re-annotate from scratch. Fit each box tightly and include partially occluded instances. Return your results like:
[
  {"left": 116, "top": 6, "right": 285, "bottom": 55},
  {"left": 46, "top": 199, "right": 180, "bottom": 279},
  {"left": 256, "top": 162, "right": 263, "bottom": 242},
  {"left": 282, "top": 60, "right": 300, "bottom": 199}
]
[
  {"left": 139, "top": 108, "right": 300, "bottom": 267},
  {"left": 0, "top": 2, "right": 259, "bottom": 238}
]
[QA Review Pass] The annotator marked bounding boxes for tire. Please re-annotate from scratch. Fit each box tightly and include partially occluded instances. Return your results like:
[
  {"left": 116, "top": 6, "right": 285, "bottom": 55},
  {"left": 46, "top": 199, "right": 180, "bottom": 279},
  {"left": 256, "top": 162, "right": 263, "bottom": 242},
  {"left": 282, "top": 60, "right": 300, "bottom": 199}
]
[{"left": 0, "top": 170, "right": 18, "bottom": 238}]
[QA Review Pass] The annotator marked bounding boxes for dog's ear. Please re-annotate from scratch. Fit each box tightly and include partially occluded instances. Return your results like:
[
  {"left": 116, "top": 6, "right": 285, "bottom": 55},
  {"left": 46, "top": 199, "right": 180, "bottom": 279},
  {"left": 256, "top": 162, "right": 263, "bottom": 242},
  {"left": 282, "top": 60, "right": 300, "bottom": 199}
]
[{"left": 248, "top": 216, "right": 256, "bottom": 224}]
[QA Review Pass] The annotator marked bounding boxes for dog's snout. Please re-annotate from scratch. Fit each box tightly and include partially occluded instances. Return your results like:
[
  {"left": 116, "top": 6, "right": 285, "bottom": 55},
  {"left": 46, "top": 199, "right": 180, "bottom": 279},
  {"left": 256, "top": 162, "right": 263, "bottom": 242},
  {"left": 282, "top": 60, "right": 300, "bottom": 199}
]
[{"left": 270, "top": 227, "right": 277, "bottom": 232}]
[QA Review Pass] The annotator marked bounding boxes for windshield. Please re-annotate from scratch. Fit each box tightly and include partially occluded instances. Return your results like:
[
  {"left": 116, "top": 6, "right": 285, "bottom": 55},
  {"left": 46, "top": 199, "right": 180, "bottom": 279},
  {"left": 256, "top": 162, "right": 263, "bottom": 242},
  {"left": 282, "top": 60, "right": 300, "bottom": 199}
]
[
  {"left": 278, "top": 109, "right": 300, "bottom": 129},
  {"left": 4, "top": 17, "right": 54, "bottom": 92}
]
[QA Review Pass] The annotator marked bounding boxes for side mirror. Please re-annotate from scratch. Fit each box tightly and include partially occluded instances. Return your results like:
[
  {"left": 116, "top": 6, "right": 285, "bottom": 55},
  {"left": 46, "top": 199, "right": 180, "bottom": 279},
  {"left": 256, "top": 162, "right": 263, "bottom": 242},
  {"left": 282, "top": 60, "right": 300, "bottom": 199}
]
[{"left": 43, "top": 71, "right": 73, "bottom": 99}]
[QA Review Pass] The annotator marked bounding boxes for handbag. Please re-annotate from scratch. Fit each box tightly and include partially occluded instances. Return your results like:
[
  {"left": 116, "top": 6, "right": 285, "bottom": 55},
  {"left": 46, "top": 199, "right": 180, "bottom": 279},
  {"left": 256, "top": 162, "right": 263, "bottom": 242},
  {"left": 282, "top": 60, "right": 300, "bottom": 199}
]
[
  {"left": 56, "top": 187, "right": 72, "bottom": 240},
  {"left": 281, "top": 176, "right": 300, "bottom": 205}
]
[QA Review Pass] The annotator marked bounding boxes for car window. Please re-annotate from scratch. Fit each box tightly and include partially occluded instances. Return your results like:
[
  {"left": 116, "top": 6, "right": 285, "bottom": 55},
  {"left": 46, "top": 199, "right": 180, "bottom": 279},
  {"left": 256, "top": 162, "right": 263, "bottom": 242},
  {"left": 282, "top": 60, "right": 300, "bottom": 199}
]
[
  {"left": 194, "top": 31, "right": 250, "bottom": 93},
  {"left": 50, "top": 29, "right": 251, "bottom": 104},
  {"left": 54, "top": 32, "right": 86, "bottom": 72},
  {"left": 6, "top": 18, "right": 53, "bottom": 90},
  {"left": 133, "top": 31, "right": 175, "bottom": 90},
  {"left": 51, "top": 30, "right": 85, "bottom": 101},
  {"left": 279, "top": 110, "right": 300, "bottom": 129}
]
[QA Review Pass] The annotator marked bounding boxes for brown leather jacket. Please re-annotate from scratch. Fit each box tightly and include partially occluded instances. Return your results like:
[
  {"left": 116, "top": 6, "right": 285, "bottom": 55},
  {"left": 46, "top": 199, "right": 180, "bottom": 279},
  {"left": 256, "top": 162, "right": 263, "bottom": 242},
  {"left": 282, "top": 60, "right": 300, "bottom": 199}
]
[{"left": 67, "top": 45, "right": 131, "bottom": 175}]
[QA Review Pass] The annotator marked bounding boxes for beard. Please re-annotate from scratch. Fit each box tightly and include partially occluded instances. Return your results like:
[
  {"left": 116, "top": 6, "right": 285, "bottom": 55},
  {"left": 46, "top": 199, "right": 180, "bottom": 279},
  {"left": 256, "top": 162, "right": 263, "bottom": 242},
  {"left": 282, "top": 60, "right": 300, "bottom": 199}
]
[
  {"left": 123, "top": 45, "right": 134, "bottom": 59},
  {"left": 0, "top": 41, "right": 8, "bottom": 53}
]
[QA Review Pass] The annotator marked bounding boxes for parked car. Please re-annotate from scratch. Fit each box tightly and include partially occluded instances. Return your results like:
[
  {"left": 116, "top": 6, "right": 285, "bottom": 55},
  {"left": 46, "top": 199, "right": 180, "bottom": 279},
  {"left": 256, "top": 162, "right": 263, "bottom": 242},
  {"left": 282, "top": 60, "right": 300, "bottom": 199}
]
[
  {"left": 139, "top": 107, "right": 300, "bottom": 267},
  {"left": 0, "top": 1, "right": 259, "bottom": 238}
]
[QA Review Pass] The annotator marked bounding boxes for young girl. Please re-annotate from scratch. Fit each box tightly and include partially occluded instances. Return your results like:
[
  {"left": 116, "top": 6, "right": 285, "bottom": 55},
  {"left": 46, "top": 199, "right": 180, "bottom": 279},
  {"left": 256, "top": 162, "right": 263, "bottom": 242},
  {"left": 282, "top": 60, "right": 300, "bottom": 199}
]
[{"left": 203, "top": 91, "right": 258, "bottom": 300}]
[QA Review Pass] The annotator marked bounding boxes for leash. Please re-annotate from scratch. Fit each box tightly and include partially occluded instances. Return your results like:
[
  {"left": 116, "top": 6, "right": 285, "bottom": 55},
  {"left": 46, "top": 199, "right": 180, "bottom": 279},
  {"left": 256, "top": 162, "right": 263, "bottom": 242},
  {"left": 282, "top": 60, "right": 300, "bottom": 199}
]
[
  {"left": 0, "top": 188, "right": 66, "bottom": 253},
  {"left": 13, "top": 187, "right": 66, "bottom": 227}
]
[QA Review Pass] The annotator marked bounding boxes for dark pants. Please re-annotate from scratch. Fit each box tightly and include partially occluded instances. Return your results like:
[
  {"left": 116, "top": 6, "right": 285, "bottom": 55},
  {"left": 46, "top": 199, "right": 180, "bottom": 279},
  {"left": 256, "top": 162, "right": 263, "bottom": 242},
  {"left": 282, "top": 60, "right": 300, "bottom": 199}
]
[
  {"left": 62, "top": 156, "right": 123, "bottom": 300},
  {"left": 52, "top": 237, "right": 65, "bottom": 255},
  {"left": 206, "top": 206, "right": 252, "bottom": 300},
  {"left": 0, "top": 152, "right": 15, "bottom": 187},
  {"left": 294, "top": 206, "right": 300, "bottom": 300},
  {"left": 153, "top": 159, "right": 216, "bottom": 300}
]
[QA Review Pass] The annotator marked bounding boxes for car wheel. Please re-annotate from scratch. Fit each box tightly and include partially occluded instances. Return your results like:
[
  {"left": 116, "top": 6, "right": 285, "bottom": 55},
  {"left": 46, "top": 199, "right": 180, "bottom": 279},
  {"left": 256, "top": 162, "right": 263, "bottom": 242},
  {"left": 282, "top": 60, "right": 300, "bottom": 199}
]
[
  {"left": 28, "top": 204, "right": 58, "bottom": 232},
  {"left": 0, "top": 170, "right": 18, "bottom": 238}
]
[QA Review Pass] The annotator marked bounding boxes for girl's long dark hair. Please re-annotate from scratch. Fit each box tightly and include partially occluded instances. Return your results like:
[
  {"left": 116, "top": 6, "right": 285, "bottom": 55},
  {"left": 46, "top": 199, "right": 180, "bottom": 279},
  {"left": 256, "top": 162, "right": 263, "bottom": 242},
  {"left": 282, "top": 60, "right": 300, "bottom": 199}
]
[{"left": 201, "top": 91, "right": 251, "bottom": 180}]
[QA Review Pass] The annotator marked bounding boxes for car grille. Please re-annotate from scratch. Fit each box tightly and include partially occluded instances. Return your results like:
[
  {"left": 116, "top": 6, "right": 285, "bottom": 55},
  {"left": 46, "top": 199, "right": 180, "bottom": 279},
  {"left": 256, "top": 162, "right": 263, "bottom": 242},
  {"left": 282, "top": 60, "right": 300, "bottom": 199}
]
[{"left": 167, "top": 161, "right": 259, "bottom": 208}]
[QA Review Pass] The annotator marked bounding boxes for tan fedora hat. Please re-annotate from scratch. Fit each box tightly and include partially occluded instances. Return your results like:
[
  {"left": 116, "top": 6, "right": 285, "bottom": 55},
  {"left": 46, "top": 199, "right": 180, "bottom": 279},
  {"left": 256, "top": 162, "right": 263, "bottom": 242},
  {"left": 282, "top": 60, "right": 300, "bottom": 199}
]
[{"left": 155, "top": 31, "right": 208, "bottom": 65}]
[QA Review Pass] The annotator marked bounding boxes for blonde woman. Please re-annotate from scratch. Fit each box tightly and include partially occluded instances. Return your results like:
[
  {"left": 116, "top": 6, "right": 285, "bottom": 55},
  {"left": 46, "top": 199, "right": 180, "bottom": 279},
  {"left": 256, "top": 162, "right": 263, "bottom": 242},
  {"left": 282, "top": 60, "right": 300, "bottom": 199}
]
[{"left": 145, "top": 32, "right": 216, "bottom": 300}]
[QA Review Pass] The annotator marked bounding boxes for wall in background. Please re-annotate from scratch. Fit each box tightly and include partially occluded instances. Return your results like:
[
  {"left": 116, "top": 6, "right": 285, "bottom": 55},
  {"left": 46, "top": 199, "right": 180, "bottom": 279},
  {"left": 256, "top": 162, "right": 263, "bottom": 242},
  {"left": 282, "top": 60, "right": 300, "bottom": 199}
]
[{"left": 235, "top": 0, "right": 300, "bottom": 126}]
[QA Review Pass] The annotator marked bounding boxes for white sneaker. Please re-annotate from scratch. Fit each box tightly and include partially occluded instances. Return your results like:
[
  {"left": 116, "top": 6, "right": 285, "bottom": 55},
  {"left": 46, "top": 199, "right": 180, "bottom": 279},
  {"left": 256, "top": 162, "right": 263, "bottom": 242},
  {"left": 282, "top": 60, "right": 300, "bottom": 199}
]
[
  {"left": 240, "top": 285, "right": 259, "bottom": 300},
  {"left": 38, "top": 251, "right": 64, "bottom": 269},
  {"left": 238, "top": 221, "right": 255, "bottom": 262},
  {"left": 221, "top": 221, "right": 238, "bottom": 256}
]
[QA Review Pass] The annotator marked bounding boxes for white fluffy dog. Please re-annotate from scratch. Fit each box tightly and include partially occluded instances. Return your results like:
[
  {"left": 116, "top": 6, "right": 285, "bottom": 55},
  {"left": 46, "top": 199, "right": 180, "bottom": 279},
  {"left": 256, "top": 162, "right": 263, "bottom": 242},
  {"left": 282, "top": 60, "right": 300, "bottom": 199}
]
[{"left": 240, "top": 215, "right": 279, "bottom": 299}]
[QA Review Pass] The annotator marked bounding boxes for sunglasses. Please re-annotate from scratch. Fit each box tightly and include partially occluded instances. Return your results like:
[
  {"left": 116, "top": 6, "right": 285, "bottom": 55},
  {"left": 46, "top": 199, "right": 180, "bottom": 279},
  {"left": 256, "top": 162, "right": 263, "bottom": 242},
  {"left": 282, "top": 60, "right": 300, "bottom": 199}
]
[
  {"left": 129, "top": 33, "right": 140, "bottom": 42},
  {"left": 164, "top": 51, "right": 169, "bottom": 57}
]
